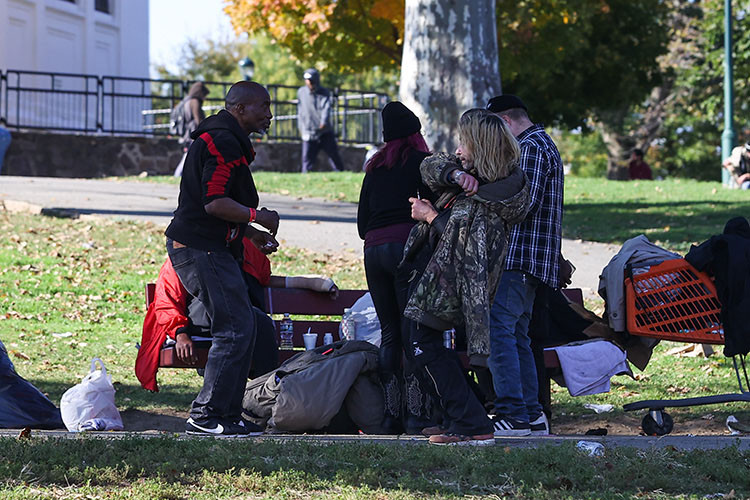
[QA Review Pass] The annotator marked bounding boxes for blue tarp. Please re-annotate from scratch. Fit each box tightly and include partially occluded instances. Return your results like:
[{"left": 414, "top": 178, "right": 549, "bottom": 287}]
[{"left": 0, "top": 339, "right": 64, "bottom": 429}]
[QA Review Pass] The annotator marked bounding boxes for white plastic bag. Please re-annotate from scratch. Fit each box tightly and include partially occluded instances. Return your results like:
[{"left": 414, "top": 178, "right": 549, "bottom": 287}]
[
  {"left": 349, "top": 292, "right": 382, "bottom": 347},
  {"left": 60, "top": 358, "right": 123, "bottom": 432}
]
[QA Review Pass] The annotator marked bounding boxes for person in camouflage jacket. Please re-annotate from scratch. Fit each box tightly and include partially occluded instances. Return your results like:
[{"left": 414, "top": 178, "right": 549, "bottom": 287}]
[
  {"left": 402, "top": 151, "right": 529, "bottom": 364},
  {"left": 399, "top": 109, "right": 529, "bottom": 444}
]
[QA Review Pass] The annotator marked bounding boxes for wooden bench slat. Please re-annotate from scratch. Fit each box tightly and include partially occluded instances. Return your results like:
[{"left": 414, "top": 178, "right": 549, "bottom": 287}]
[
  {"left": 150, "top": 284, "right": 580, "bottom": 374},
  {"left": 265, "top": 288, "right": 367, "bottom": 315}
]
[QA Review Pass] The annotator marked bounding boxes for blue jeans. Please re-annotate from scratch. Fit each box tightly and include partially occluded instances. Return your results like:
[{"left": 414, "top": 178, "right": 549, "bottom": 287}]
[
  {"left": 166, "top": 239, "right": 256, "bottom": 422},
  {"left": 488, "top": 270, "right": 543, "bottom": 423}
]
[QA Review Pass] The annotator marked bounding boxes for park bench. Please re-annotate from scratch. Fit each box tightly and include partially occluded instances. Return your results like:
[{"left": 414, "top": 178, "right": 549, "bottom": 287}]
[{"left": 146, "top": 283, "right": 583, "bottom": 416}]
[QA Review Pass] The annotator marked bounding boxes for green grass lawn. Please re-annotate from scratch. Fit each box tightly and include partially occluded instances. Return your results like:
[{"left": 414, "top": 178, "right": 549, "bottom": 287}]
[
  {"left": 3, "top": 176, "right": 750, "bottom": 498},
  {"left": 2, "top": 437, "right": 748, "bottom": 499}
]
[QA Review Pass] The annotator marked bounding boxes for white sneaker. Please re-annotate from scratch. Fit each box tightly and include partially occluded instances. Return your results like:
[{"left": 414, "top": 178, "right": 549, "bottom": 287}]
[{"left": 530, "top": 413, "right": 550, "bottom": 436}]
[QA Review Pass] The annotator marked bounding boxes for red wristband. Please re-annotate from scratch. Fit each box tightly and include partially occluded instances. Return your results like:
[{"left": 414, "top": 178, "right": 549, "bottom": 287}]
[{"left": 248, "top": 208, "right": 256, "bottom": 223}]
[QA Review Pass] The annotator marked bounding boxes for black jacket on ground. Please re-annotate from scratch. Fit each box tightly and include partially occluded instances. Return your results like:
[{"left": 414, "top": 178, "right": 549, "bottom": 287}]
[
  {"left": 357, "top": 150, "right": 433, "bottom": 240},
  {"left": 166, "top": 110, "right": 259, "bottom": 256},
  {"left": 685, "top": 216, "right": 750, "bottom": 357}
]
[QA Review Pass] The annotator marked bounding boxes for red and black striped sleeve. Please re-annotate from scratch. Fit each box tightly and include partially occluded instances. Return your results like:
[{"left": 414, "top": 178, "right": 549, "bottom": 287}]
[{"left": 198, "top": 131, "right": 249, "bottom": 203}]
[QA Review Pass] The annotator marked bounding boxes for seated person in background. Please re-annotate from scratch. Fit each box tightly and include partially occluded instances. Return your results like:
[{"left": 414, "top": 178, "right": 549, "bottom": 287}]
[
  {"left": 722, "top": 142, "right": 750, "bottom": 190},
  {"left": 136, "top": 236, "right": 337, "bottom": 392},
  {"left": 241, "top": 240, "right": 338, "bottom": 311},
  {"left": 628, "top": 148, "right": 653, "bottom": 180}
]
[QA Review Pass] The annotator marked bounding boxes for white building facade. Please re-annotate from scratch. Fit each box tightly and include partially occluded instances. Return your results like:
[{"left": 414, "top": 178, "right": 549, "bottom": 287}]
[
  {"left": 0, "top": 0, "right": 149, "bottom": 133},
  {"left": 0, "top": 0, "right": 149, "bottom": 78}
]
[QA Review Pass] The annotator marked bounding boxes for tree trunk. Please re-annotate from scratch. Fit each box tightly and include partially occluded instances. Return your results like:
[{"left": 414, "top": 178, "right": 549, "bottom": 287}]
[{"left": 399, "top": 0, "right": 500, "bottom": 153}]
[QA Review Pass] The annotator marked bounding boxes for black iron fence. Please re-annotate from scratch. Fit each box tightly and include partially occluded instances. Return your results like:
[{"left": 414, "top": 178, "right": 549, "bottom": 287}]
[{"left": 0, "top": 69, "right": 388, "bottom": 144}]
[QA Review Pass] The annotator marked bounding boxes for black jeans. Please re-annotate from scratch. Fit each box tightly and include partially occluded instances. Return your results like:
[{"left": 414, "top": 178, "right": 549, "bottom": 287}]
[
  {"left": 365, "top": 241, "right": 433, "bottom": 430},
  {"left": 301, "top": 132, "right": 344, "bottom": 172},
  {"left": 365, "top": 242, "right": 410, "bottom": 376},
  {"left": 408, "top": 320, "right": 493, "bottom": 436},
  {"left": 167, "top": 239, "right": 256, "bottom": 422},
  {"left": 250, "top": 309, "right": 279, "bottom": 378}
]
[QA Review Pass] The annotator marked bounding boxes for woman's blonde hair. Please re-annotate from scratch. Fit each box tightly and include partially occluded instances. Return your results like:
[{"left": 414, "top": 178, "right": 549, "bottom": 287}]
[{"left": 457, "top": 108, "right": 520, "bottom": 182}]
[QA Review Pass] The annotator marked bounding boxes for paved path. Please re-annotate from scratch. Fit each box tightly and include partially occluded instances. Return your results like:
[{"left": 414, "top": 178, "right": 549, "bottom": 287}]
[
  {"left": 0, "top": 175, "right": 618, "bottom": 300},
  {"left": 0, "top": 428, "right": 747, "bottom": 450}
]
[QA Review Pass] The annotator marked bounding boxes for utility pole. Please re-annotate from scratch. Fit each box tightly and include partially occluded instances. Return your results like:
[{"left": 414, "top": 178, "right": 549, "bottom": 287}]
[{"left": 721, "top": 0, "right": 736, "bottom": 186}]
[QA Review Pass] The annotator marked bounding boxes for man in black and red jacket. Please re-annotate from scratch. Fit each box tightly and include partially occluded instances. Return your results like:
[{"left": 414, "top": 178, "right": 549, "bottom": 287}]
[{"left": 165, "top": 81, "right": 280, "bottom": 437}]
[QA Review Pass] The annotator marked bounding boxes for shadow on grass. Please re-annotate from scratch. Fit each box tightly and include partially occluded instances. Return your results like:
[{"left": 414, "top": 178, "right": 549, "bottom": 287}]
[{"left": 564, "top": 199, "right": 749, "bottom": 249}]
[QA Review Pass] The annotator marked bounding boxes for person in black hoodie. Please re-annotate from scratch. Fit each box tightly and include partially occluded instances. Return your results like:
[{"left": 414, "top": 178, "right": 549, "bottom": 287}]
[
  {"left": 357, "top": 101, "right": 436, "bottom": 434},
  {"left": 686, "top": 216, "right": 750, "bottom": 358},
  {"left": 165, "top": 81, "right": 280, "bottom": 437}
]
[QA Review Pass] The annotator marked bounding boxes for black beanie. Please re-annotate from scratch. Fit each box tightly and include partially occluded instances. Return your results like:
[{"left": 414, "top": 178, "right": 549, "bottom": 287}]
[
  {"left": 486, "top": 94, "right": 527, "bottom": 113},
  {"left": 382, "top": 101, "right": 421, "bottom": 142}
]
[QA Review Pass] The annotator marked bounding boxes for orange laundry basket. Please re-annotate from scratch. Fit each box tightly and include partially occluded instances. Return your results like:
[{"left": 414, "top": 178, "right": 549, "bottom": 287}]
[{"left": 625, "top": 258, "right": 724, "bottom": 344}]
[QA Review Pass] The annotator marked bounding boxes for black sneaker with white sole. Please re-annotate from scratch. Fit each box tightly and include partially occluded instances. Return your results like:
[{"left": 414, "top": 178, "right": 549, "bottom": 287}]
[
  {"left": 234, "top": 418, "right": 264, "bottom": 436},
  {"left": 491, "top": 415, "right": 531, "bottom": 437},
  {"left": 186, "top": 417, "right": 254, "bottom": 437},
  {"left": 530, "top": 413, "right": 550, "bottom": 436}
]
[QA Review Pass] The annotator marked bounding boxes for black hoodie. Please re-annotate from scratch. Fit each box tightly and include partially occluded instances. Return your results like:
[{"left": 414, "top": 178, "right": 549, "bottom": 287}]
[
  {"left": 165, "top": 109, "right": 259, "bottom": 256},
  {"left": 686, "top": 216, "right": 750, "bottom": 357}
]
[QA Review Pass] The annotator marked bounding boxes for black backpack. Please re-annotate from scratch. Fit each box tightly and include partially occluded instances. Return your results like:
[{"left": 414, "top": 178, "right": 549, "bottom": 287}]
[{"left": 169, "top": 98, "right": 189, "bottom": 137}]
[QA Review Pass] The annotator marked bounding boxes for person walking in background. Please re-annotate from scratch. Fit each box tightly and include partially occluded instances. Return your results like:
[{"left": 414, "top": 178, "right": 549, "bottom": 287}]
[
  {"left": 401, "top": 109, "right": 529, "bottom": 445},
  {"left": 0, "top": 126, "right": 11, "bottom": 175},
  {"left": 296, "top": 68, "right": 345, "bottom": 172},
  {"left": 357, "top": 101, "right": 435, "bottom": 434},
  {"left": 628, "top": 148, "right": 653, "bottom": 180},
  {"left": 165, "top": 81, "right": 280, "bottom": 437},
  {"left": 173, "top": 81, "right": 210, "bottom": 177},
  {"left": 723, "top": 142, "right": 750, "bottom": 189},
  {"left": 486, "top": 94, "right": 564, "bottom": 437}
]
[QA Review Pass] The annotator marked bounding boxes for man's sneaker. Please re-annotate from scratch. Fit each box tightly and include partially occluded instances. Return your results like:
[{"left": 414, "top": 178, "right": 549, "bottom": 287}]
[
  {"left": 186, "top": 417, "right": 256, "bottom": 437},
  {"left": 530, "top": 413, "right": 550, "bottom": 436},
  {"left": 429, "top": 433, "right": 495, "bottom": 446},
  {"left": 234, "top": 418, "right": 264, "bottom": 436},
  {"left": 491, "top": 416, "right": 531, "bottom": 437}
]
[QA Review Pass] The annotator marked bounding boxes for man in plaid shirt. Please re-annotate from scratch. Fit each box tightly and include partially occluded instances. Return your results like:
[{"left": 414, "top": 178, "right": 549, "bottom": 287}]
[{"left": 486, "top": 95, "right": 564, "bottom": 437}]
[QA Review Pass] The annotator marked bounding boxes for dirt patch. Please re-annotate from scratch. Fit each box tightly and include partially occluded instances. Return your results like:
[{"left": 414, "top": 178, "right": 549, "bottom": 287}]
[
  {"left": 553, "top": 411, "right": 736, "bottom": 436},
  {"left": 120, "top": 409, "right": 188, "bottom": 433},
  {"left": 119, "top": 408, "right": 740, "bottom": 436}
]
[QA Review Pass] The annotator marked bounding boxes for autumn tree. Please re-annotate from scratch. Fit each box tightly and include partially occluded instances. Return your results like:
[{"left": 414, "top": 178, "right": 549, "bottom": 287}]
[
  {"left": 225, "top": 0, "right": 498, "bottom": 152},
  {"left": 224, "top": 0, "right": 670, "bottom": 154}
]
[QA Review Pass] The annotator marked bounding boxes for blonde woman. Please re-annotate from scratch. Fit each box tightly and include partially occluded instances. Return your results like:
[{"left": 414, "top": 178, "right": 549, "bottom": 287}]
[{"left": 399, "top": 108, "right": 530, "bottom": 445}]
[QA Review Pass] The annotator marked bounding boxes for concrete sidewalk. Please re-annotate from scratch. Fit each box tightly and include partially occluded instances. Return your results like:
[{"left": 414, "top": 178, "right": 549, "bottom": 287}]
[
  {"left": 0, "top": 428, "right": 747, "bottom": 450},
  {"left": 0, "top": 175, "right": 619, "bottom": 300}
]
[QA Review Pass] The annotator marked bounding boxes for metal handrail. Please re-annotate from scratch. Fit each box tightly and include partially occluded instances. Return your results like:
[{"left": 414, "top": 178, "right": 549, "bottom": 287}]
[{"left": 0, "top": 69, "right": 388, "bottom": 144}]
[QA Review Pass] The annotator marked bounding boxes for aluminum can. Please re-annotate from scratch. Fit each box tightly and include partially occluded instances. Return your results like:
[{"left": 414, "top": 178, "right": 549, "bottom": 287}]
[{"left": 443, "top": 328, "right": 455, "bottom": 349}]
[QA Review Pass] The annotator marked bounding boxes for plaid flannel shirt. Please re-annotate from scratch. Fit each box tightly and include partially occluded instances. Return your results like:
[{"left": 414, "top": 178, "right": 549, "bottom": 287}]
[{"left": 503, "top": 124, "right": 564, "bottom": 288}]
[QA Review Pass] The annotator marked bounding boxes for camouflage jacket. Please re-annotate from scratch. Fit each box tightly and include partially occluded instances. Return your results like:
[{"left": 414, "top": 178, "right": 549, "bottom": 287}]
[{"left": 401, "top": 153, "right": 530, "bottom": 365}]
